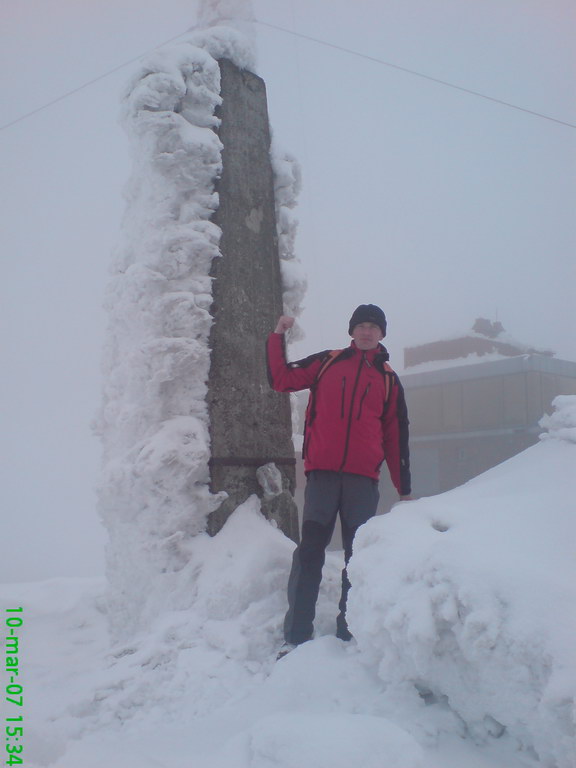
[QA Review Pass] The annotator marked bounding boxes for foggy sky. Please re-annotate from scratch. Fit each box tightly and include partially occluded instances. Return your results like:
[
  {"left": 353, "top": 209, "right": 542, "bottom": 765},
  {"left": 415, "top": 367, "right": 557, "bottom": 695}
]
[{"left": 1, "top": 0, "right": 575, "bottom": 581}]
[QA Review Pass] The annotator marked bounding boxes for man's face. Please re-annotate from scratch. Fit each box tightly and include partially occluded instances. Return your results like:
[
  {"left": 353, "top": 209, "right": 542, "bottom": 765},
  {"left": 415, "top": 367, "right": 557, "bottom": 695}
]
[{"left": 351, "top": 322, "right": 383, "bottom": 350}]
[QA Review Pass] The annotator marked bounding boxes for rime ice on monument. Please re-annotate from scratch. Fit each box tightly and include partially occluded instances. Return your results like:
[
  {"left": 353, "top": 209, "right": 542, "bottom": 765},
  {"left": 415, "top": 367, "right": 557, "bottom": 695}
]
[{"left": 95, "top": 2, "right": 303, "bottom": 637}]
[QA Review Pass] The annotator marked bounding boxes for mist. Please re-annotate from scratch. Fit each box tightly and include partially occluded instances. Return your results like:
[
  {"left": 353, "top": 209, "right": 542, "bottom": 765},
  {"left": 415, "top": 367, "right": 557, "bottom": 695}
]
[{"left": 1, "top": 0, "right": 574, "bottom": 582}]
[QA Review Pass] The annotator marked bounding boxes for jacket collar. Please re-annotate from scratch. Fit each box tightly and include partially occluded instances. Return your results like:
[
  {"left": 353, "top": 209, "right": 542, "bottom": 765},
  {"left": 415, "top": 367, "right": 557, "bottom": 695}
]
[{"left": 349, "top": 341, "right": 389, "bottom": 363}]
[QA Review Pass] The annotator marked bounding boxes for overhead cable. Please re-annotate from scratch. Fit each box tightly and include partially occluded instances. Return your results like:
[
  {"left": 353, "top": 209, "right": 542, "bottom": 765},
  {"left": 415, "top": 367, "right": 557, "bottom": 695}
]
[
  {"left": 256, "top": 19, "right": 576, "bottom": 130},
  {"left": 2, "top": 22, "right": 574, "bottom": 132},
  {"left": 0, "top": 29, "right": 191, "bottom": 132}
]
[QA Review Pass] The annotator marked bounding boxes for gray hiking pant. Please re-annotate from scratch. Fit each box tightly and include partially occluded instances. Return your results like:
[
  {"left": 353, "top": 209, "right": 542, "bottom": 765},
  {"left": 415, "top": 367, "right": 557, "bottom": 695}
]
[{"left": 283, "top": 470, "right": 380, "bottom": 645}]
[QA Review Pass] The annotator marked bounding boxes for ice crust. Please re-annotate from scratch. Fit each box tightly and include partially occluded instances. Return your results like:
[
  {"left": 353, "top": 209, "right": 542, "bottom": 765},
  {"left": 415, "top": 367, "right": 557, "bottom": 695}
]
[{"left": 94, "top": 24, "right": 304, "bottom": 638}]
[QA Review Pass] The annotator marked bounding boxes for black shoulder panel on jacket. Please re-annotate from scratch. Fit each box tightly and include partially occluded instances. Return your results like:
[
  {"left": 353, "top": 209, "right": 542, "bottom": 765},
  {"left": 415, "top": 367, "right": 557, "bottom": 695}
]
[{"left": 290, "top": 349, "right": 332, "bottom": 369}]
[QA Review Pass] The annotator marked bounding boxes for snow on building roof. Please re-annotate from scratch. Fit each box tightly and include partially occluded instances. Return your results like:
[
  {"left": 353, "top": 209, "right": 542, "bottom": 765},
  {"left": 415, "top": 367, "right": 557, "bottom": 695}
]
[
  {"left": 404, "top": 318, "right": 554, "bottom": 370},
  {"left": 401, "top": 353, "right": 576, "bottom": 389}
]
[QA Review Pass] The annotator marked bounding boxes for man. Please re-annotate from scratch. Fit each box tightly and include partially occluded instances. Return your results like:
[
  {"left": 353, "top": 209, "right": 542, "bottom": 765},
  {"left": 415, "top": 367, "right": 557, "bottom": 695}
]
[{"left": 267, "top": 304, "right": 411, "bottom": 658}]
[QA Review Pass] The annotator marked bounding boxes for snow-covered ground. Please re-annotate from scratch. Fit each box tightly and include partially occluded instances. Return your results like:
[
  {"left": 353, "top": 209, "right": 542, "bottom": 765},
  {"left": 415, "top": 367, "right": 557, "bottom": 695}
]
[{"left": 2, "top": 395, "right": 575, "bottom": 768}]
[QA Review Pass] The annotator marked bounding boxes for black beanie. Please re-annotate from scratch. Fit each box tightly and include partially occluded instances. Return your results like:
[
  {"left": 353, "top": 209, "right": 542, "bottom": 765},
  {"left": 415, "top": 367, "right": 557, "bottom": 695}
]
[{"left": 348, "top": 304, "right": 387, "bottom": 337}]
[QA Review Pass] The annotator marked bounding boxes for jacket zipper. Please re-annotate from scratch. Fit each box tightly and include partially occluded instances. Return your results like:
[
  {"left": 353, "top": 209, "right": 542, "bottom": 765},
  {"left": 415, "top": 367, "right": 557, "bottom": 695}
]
[
  {"left": 340, "top": 377, "right": 346, "bottom": 418},
  {"left": 357, "top": 383, "right": 371, "bottom": 419},
  {"left": 338, "top": 352, "right": 365, "bottom": 471}
]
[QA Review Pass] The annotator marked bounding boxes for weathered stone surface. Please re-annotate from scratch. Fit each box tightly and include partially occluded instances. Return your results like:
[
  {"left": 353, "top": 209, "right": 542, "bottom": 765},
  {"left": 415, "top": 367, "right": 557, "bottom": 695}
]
[{"left": 207, "top": 59, "right": 299, "bottom": 542}]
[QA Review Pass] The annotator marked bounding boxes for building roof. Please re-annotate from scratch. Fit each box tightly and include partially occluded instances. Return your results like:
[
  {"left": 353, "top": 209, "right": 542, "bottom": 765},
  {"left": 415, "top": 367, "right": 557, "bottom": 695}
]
[
  {"left": 401, "top": 353, "right": 576, "bottom": 389},
  {"left": 404, "top": 318, "right": 554, "bottom": 370}
]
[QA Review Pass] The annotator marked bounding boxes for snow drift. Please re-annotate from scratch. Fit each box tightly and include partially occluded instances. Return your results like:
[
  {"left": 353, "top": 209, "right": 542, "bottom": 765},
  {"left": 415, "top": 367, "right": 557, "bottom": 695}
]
[
  {"left": 8, "top": 396, "right": 576, "bottom": 767},
  {"left": 348, "top": 394, "right": 576, "bottom": 767}
]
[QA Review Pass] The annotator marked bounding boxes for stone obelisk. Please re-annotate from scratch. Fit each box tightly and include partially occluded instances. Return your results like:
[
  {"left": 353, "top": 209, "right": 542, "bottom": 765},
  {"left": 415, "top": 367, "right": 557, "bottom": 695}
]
[{"left": 207, "top": 58, "right": 299, "bottom": 542}]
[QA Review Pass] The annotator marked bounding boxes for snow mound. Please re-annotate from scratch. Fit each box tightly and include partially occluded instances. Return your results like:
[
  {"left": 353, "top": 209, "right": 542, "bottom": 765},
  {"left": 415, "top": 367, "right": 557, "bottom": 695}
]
[
  {"left": 70, "top": 501, "right": 336, "bottom": 727},
  {"left": 348, "top": 397, "right": 576, "bottom": 768},
  {"left": 539, "top": 394, "right": 576, "bottom": 443},
  {"left": 209, "top": 711, "right": 425, "bottom": 768}
]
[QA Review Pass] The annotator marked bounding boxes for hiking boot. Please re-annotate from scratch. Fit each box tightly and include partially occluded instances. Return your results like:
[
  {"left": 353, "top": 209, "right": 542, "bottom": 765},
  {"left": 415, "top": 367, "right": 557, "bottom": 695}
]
[
  {"left": 336, "top": 615, "right": 354, "bottom": 641},
  {"left": 276, "top": 642, "right": 297, "bottom": 660}
]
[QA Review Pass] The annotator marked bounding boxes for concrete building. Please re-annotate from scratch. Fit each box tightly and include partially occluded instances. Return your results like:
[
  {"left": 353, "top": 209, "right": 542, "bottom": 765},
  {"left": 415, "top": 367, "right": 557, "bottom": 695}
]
[{"left": 402, "top": 321, "right": 576, "bottom": 498}]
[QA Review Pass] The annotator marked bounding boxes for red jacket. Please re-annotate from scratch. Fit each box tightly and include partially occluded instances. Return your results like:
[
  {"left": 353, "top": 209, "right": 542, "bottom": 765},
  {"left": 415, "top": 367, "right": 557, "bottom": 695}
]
[{"left": 267, "top": 333, "right": 411, "bottom": 494}]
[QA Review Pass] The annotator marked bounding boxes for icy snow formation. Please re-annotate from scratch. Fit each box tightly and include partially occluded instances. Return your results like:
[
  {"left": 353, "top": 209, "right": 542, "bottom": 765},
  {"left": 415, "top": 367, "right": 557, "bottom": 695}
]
[
  {"left": 539, "top": 394, "right": 576, "bottom": 443},
  {"left": 271, "top": 148, "right": 306, "bottom": 337},
  {"left": 348, "top": 395, "right": 576, "bottom": 768},
  {"left": 194, "top": 0, "right": 257, "bottom": 70},
  {"left": 95, "top": 23, "right": 303, "bottom": 638}
]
